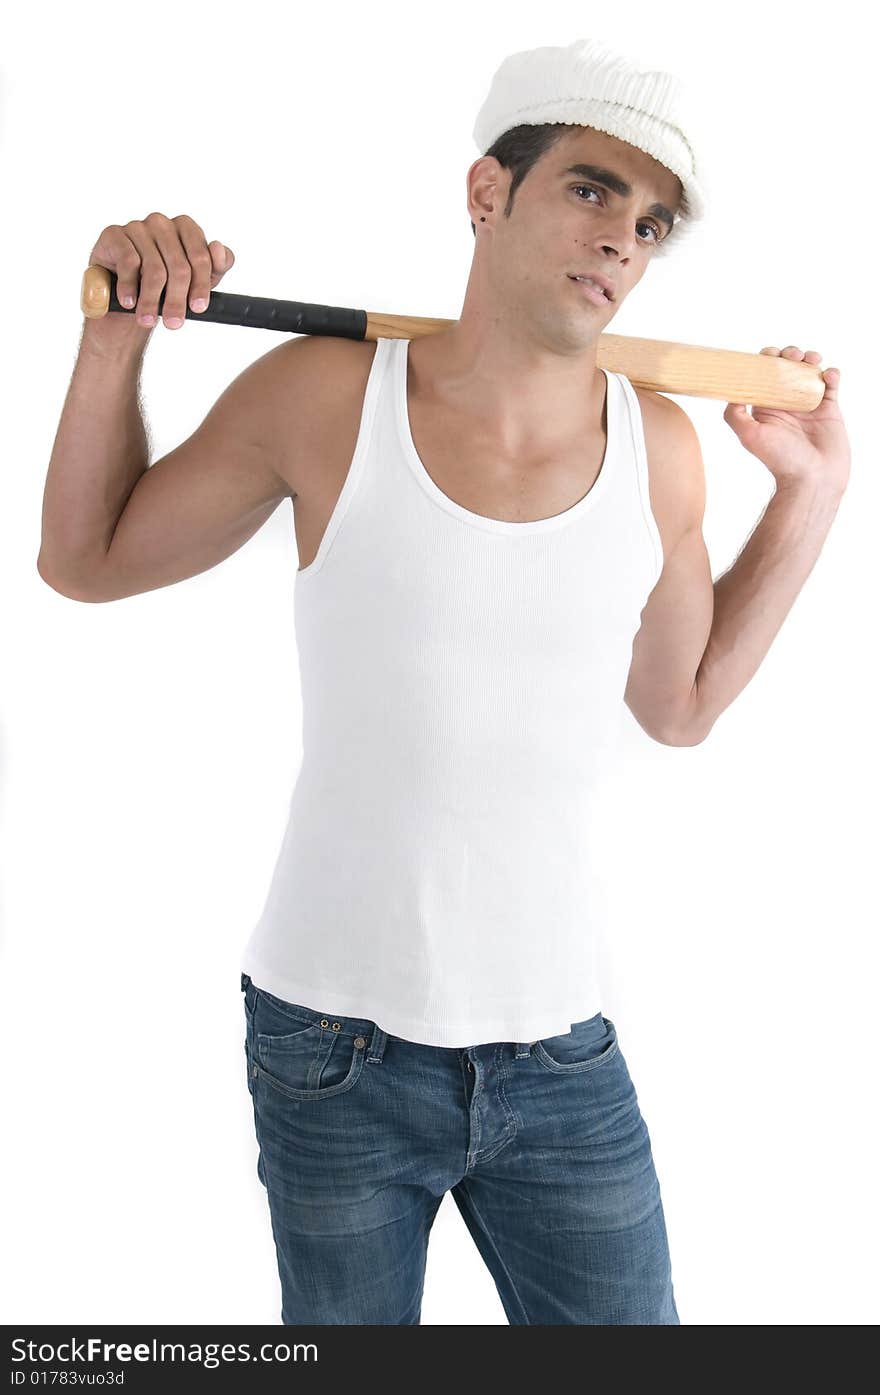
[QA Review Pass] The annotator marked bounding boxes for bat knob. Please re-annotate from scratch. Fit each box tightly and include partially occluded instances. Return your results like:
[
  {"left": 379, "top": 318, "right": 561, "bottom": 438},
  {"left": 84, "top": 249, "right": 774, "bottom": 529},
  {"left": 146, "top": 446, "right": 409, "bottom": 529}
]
[{"left": 81, "top": 265, "right": 113, "bottom": 318}]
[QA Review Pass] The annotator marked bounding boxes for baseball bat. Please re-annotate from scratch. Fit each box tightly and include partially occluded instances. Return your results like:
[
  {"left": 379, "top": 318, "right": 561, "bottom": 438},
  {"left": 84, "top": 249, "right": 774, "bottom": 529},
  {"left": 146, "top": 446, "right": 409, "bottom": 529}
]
[{"left": 81, "top": 265, "right": 824, "bottom": 411}]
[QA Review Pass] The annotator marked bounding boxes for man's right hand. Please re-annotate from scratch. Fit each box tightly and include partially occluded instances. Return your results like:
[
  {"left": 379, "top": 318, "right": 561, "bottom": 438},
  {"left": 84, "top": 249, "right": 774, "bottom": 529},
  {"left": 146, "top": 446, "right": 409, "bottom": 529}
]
[{"left": 86, "top": 212, "right": 235, "bottom": 332}]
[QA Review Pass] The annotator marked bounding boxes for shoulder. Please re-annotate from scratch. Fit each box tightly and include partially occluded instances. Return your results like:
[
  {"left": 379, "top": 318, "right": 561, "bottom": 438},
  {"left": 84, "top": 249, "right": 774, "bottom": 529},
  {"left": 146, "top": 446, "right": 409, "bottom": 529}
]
[
  {"left": 633, "top": 384, "right": 706, "bottom": 544},
  {"left": 264, "top": 332, "right": 378, "bottom": 396},
  {"left": 255, "top": 335, "right": 379, "bottom": 500}
]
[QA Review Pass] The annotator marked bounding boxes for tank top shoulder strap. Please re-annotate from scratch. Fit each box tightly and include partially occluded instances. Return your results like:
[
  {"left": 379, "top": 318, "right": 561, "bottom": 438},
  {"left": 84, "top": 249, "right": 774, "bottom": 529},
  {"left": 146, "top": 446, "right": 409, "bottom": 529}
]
[
  {"left": 608, "top": 370, "right": 665, "bottom": 584},
  {"left": 294, "top": 335, "right": 394, "bottom": 581}
]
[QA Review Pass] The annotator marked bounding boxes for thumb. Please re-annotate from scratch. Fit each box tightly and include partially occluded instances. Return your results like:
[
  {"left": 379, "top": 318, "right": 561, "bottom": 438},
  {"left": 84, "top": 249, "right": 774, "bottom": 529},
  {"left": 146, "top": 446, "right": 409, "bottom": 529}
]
[
  {"left": 724, "top": 401, "right": 755, "bottom": 432},
  {"left": 723, "top": 400, "right": 767, "bottom": 453},
  {"left": 208, "top": 241, "right": 234, "bottom": 285}
]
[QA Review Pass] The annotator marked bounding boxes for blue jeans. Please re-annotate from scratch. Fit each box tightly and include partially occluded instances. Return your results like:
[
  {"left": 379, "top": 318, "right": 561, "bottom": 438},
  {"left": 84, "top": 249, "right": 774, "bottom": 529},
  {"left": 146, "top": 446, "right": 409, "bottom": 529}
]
[{"left": 241, "top": 972, "right": 679, "bottom": 1325}]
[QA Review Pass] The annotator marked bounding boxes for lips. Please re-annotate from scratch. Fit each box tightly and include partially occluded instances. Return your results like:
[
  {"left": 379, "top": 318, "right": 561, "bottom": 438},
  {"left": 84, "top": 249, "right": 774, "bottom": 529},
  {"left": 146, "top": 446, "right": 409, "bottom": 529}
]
[
  {"left": 568, "top": 275, "right": 612, "bottom": 307},
  {"left": 567, "top": 273, "right": 614, "bottom": 301}
]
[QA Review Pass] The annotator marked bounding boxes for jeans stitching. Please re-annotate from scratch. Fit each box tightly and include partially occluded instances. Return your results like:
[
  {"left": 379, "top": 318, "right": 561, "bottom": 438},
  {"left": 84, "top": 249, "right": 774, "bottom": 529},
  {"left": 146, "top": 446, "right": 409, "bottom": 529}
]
[
  {"left": 532, "top": 1030, "right": 619, "bottom": 1075},
  {"left": 251, "top": 1042, "right": 367, "bottom": 1102}
]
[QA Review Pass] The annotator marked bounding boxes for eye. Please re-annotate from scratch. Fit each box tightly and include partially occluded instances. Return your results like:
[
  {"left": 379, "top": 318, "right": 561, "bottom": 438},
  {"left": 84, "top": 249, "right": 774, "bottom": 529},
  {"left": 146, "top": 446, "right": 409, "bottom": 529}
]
[{"left": 571, "top": 185, "right": 663, "bottom": 244}]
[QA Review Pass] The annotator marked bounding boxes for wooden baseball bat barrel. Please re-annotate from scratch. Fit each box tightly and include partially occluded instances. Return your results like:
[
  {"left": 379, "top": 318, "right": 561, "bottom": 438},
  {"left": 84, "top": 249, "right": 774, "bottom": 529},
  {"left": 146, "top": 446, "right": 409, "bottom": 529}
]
[{"left": 81, "top": 264, "right": 824, "bottom": 411}]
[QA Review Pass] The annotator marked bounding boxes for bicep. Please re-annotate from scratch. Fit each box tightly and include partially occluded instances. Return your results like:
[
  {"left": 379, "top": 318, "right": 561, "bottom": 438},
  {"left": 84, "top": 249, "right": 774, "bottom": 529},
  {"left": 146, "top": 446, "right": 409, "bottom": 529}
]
[
  {"left": 75, "top": 341, "right": 301, "bottom": 602},
  {"left": 624, "top": 401, "right": 714, "bottom": 742}
]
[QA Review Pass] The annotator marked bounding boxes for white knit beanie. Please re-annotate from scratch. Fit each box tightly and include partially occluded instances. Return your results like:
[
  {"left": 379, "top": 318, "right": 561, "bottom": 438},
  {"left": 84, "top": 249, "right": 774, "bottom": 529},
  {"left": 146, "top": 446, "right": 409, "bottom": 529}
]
[{"left": 472, "top": 37, "right": 708, "bottom": 255}]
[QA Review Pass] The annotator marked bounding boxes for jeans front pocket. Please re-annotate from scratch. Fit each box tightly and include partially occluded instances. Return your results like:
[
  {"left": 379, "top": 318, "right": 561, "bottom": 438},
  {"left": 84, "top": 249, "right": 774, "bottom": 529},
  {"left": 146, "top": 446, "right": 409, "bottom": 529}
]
[
  {"left": 532, "top": 1012, "right": 619, "bottom": 1074},
  {"left": 252, "top": 986, "right": 369, "bottom": 1102}
]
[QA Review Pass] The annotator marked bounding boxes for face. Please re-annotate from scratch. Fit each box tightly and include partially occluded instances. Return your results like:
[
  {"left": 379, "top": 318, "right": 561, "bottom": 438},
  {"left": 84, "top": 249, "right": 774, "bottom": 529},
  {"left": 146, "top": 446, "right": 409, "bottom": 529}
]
[{"left": 468, "top": 126, "right": 683, "bottom": 345}]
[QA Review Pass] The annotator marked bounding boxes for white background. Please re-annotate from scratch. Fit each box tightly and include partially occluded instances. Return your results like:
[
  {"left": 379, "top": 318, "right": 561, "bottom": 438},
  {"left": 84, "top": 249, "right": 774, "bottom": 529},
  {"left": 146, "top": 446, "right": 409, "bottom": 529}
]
[{"left": 1, "top": 0, "right": 876, "bottom": 1327}]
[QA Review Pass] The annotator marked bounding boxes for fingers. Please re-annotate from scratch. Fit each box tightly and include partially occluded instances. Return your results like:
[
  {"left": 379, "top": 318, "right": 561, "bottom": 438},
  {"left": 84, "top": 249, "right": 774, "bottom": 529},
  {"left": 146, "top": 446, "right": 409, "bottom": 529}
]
[
  {"left": 88, "top": 213, "right": 235, "bottom": 331},
  {"left": 760, "top": 345, "right": 823, "bottom": 363},
  {"left": 757, "top": 345, "right": 842, "bottom": 409},
  {"left": 90, "top": 227, "right": 144, "bottom": 316},
  {"left": 138, "top": 213, "right": 196, "bottom": 328},
  {"left": 208, "top": 239, "right": 234, "bottom": 285},
  {"left": 172, "top": 216, "right": 215, "bottom": 316},
  {"left": 115, "top": 217, "right": 170, "bottom": 327},
  {"left": 760, "top": 344, "right": 839, "bottom": 394},
  {"left": 821, "top": 366, "right": 841, "bottom": 398}
]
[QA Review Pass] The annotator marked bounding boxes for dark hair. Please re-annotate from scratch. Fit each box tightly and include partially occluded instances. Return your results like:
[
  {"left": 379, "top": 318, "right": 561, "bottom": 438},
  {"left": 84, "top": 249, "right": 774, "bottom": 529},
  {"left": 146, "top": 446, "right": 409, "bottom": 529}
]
[
  {"left": 470, "top": 123, "right": 572, "bottom": 236},
  {"left": 470, "top": 121, "right": 681, "bottom": 256}
]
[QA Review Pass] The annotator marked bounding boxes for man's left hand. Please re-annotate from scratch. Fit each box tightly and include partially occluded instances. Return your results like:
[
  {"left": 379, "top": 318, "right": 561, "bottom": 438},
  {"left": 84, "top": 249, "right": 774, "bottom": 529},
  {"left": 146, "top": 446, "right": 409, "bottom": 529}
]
[{"left": 723, "top": 345, "right": 851, "bottom": 494}]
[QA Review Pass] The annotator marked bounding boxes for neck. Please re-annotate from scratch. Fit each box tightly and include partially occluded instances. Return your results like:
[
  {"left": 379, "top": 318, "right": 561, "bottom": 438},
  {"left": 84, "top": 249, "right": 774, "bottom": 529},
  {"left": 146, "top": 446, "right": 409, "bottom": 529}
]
[{"left": 408, "top": 299, "right": 605, "bottom": 453}]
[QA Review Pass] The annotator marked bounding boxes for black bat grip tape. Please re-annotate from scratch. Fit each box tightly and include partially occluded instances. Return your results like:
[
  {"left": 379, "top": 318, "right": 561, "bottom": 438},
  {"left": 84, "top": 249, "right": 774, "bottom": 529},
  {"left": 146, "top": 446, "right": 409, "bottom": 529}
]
[{"left": 106, "top": 272, "right": 368, "bottom": 338}]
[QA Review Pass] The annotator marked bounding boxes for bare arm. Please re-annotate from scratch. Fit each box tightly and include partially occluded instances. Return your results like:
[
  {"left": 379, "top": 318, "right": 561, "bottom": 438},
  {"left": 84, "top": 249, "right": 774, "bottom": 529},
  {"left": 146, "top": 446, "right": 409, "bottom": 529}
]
[
  {"left": 38, "top": 313, "right": 154, "bottom": 594},
  {"left": 625, "top": 381, "right": 847, "bottom": 747},
  {"left": 37, "top": 210, "right": 297, "bottom": 602},
  {"left": 684, "top": 480, "right": 845, "bottom": 743},
  {"left": 37, "top": 317, "right": 305, "bottom": 603},
  {"left": 624, "top": 398, "right": 714, "bottom": 745}
]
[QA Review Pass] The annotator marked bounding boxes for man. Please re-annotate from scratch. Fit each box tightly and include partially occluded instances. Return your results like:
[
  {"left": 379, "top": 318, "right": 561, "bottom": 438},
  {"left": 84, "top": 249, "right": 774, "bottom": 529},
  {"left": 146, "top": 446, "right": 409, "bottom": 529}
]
[{"left": 38, "top": 38, "right": 849, "bottom": 1324}]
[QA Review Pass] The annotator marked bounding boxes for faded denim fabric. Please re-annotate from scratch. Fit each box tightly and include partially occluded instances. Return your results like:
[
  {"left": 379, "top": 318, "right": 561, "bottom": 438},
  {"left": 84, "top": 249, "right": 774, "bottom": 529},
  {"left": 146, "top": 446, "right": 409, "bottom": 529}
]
[{"left": 241, "top": 972, "right": 679, "bottom": 1325}]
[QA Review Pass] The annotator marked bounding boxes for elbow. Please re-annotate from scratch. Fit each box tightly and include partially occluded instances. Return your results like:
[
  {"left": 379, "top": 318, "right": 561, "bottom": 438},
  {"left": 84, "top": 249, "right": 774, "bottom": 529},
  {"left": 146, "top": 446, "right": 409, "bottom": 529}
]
[
  {"left": 659, "top": 712, "right": 713, "bottom": 746},
  {"left": 639, "top": 719, "right": 707, "bottom": 747},
  {"left": 36, "top": 555, "right": 106, "bottom": 603},
  {"left": 36, "top": 554, "right": 70, "bottom": 597},
  {"left": 661, "top": 726, "right": 710, "bottom": 747},
  {"left": 658, "top": 684, "right": 712, "bottom": 746}
]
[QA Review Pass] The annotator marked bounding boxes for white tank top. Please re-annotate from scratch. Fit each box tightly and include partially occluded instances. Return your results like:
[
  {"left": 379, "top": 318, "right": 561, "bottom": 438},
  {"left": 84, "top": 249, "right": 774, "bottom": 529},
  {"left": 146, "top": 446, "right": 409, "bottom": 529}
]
[{"left": 240, "top": 336, "right": 663, "bottom": 1047}]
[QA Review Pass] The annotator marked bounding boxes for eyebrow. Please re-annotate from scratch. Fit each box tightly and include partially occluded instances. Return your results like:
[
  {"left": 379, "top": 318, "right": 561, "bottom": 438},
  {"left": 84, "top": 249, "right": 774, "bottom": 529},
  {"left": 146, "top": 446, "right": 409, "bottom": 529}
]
[{"left": 561, "top": 163, "right": 677, "bottom": 232}]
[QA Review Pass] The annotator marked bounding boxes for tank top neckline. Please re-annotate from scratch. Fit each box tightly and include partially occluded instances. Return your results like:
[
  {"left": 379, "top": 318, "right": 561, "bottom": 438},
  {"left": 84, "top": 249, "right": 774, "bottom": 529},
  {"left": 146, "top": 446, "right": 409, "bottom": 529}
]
[{"left": 393, "top": 336, "right": 615, "bottom": 537}]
